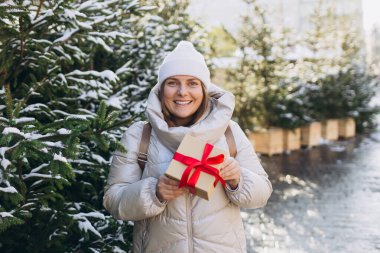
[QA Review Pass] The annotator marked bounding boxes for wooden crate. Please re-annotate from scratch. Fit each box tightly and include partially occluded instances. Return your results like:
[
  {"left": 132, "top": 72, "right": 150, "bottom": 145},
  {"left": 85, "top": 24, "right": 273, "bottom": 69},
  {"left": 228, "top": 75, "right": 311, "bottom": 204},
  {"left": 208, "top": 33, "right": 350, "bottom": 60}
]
[
  {"left": 249, "top": 128, "right": 284, "bottom": 156},
  {"left": 283, "top": 128, "right": 301, "bottom": 152},
  {"left": 301, "top": 122, "right": 322, "bottom": 148},
  {"left": 321, "top": 119, "right": 339, "bottom": 141},
  {"left": 338, "top": 118, "right": 356, "bottom": 138}
]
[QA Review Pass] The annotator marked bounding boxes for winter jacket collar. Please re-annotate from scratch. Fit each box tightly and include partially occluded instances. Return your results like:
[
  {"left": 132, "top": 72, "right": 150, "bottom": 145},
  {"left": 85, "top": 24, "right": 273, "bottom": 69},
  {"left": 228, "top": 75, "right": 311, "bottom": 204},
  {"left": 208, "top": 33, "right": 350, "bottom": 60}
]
[{"left": 145, "top": 83, "right": 235, "bottom": 152}]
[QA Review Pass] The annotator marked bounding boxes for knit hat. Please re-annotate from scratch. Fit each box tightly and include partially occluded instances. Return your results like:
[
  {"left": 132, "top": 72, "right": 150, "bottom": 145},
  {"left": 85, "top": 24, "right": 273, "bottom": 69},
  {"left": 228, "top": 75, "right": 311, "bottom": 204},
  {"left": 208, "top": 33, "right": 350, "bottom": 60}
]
[{"left": 158, "top": 41, "right": 211, "bottom": 89}]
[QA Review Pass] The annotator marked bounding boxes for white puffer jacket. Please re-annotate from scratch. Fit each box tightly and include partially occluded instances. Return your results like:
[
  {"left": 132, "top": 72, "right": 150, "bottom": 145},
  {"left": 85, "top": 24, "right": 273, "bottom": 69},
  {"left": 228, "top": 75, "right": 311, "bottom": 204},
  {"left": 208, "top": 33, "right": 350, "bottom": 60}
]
[{"left": 103, "top": 83, "right": 272, "bottom": 253}]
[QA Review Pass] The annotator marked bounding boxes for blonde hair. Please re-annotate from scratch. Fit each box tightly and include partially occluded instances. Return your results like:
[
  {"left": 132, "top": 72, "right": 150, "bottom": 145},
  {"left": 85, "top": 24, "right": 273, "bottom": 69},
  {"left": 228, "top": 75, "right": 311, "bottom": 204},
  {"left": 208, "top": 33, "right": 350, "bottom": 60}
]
[{"left": 159, "top": 81, "right": 209, "bottom": 127}]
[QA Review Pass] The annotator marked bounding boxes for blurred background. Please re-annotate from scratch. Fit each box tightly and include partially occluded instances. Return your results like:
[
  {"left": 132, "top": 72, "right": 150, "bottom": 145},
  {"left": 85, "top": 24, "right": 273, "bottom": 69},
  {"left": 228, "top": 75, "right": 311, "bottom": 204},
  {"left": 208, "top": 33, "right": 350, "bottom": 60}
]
[{"left": 0, "top": 0, "right": 379, "bottom": 252}]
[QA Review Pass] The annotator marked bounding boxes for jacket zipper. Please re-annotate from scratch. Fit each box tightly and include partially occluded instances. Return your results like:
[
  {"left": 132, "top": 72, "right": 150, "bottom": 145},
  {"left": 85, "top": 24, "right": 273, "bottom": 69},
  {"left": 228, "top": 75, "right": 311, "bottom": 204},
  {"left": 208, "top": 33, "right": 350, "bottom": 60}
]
[{"left": 186, "top": 193, "right": 193, "bottom": 253}]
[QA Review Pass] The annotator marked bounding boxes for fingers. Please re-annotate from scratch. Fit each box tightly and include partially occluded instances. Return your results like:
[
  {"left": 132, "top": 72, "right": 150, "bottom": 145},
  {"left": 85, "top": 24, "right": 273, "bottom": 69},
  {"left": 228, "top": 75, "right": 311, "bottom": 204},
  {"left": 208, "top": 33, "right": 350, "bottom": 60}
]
[
  {"left": 221, "top": 167, "right": 240, "bottom": 181},
  {"left": 156, "top": 175, "right": 186, "bottom": 202},
  {"left": 157, "top": 176, "right": 184, "bottom": 192},
  {"left": 220, "top": 158, "right": 240, "bottom": 179},
  {"left": 222, "top": 156, "right": 235, "bottom": 168},
  {"left": 220, "top": 157, "right": 241, "bottom": 188},
  {"left": 161, "top": 175, "right": 180, "bottom": 186}
]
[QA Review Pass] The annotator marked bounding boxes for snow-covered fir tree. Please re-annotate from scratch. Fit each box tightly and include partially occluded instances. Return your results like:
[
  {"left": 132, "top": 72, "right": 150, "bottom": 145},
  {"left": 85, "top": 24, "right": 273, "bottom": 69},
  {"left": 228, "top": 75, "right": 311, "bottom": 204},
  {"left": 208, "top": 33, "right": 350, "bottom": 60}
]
[
  {"left": 0, "top": 0, "right": 207, "bottom": 252},
  {"left": 299, "top": 0, "right": 379, "bottom": 131},
  {"left": 227, "top": 0, "right": 292, "bottom": 131}
]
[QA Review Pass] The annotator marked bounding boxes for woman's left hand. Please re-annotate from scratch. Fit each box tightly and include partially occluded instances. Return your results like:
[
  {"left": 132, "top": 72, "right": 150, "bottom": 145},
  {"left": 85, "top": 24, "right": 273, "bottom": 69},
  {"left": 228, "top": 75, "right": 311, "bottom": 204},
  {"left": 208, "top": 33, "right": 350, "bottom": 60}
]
[{"left": 220, "top": 157, "right": 241, "bottom": 190}]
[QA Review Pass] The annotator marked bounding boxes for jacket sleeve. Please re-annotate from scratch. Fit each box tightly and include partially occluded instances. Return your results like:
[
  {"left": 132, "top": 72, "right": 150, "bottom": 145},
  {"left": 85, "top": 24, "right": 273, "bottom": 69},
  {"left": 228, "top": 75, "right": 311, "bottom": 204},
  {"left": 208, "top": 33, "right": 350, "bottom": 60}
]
[
  {"left": 103, "top": 122, "right": 166, "bottom": 221},
  {"left": 224, "top": 121, "right": 273, "bottom": 208}
]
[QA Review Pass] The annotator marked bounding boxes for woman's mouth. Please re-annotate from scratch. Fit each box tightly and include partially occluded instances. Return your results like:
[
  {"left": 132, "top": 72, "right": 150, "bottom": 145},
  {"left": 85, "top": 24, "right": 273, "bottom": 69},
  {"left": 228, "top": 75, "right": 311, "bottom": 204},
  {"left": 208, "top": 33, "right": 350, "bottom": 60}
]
[{"left": 174, "top": 101, "right": 192, "bottom": 105}]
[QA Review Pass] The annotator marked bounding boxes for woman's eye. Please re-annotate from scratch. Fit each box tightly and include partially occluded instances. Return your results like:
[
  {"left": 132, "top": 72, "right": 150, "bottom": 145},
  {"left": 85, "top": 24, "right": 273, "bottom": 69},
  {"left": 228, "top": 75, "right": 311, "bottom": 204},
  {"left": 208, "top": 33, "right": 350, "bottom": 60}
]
[
  {"left": 189, "top": 82, "right": 199, "bottom": 87},
  {"left": 166, "top": 82, "right": 177, "bottom": 86}
]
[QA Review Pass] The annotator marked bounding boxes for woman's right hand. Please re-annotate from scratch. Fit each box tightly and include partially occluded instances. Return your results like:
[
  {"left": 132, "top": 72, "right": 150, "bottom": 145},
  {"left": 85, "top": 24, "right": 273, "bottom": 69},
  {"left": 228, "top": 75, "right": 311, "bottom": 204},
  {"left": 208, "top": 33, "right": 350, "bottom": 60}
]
[{"left": 156, "top": 175, "right": 186, "bottom": 203}]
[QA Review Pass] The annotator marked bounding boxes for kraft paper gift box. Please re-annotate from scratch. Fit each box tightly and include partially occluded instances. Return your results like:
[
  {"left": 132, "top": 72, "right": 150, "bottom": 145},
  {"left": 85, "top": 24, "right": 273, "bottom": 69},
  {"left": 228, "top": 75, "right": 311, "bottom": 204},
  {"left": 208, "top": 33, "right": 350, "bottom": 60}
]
[{"left": 165, "top": 134, "right": 227, "bottom": 200}]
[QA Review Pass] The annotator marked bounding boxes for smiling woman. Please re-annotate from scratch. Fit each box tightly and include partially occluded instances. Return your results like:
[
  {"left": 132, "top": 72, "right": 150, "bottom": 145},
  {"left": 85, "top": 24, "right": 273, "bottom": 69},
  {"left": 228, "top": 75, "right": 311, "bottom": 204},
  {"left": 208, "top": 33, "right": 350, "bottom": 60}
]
[
  {"left": 160, "top": 75, "right": 208, "bottom": 127},
  {"left": 103, "top": 41, "right": 273, "bottom": 253}
]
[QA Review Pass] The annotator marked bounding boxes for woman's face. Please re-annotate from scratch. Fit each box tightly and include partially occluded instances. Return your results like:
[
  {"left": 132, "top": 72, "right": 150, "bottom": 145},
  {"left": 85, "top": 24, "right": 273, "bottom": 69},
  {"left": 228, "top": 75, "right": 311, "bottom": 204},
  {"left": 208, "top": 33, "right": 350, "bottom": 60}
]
[{"left": 162, "top": 75, "right": 204, "bottom": 126}]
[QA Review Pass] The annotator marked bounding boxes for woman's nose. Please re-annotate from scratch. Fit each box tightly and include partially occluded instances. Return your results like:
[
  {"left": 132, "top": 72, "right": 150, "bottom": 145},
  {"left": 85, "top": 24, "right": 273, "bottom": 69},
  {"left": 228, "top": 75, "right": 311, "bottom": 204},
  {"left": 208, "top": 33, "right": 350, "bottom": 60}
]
[{"left": 177, "top": 83, "right": 188, "bottom": 95}]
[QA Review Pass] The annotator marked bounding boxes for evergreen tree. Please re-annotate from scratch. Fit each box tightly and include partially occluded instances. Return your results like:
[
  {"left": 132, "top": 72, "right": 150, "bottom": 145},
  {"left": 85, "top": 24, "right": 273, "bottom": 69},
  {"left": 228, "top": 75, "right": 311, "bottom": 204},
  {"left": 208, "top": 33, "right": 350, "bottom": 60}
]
[
  {"left": 301, "top": 0, "right": 378, "bottom": 131},
  {"left": 227, "top": 0, "right": 292, "bottom": 131},
  {"left": 308, "top": 67, "right": 380, "bottom": 132},
  {"left": 304, "top": 0, "right": 365, "bottom": 74},
  {"left": 1, "top": 0, "right": 207, "bottom": 252},
  {"left": 208, "top": 26, "right": 237, "bottom": 58},
  {"left": 0, "top": 1, "right": 145, "bottom": 252}
]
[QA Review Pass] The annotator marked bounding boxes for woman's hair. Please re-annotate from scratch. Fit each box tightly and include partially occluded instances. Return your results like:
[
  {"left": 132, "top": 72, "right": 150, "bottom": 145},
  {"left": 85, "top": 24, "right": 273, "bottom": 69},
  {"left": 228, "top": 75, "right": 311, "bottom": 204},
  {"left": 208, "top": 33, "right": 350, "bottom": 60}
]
[{"left": 159, "top": 80, "right": 209, "bottom": 127}]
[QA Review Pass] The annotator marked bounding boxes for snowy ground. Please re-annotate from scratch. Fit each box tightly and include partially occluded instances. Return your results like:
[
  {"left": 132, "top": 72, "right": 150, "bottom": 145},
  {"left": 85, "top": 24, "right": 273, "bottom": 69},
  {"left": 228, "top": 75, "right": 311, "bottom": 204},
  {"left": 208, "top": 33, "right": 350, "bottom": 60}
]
[{"left": 243, "top": 120, "right": 380, "bottom": 253}]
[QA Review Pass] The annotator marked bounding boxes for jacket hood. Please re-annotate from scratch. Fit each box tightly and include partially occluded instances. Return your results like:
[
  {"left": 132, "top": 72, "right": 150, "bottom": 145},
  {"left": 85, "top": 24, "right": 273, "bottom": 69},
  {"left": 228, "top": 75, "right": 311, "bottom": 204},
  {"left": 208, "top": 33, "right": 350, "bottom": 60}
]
[{"left": 145, "top": 82, "right": 235, "bottom": 152}]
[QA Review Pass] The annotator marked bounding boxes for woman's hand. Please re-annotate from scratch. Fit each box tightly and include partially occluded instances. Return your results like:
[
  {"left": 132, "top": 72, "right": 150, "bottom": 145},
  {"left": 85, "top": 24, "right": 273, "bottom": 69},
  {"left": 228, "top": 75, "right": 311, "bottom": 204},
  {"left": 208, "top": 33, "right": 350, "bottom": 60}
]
[
  {"left": 220, "top": 157, "right": 241, "bottom": 190},
  {"left": 156, "top": 175, "right": 186, "bottom": 203}
]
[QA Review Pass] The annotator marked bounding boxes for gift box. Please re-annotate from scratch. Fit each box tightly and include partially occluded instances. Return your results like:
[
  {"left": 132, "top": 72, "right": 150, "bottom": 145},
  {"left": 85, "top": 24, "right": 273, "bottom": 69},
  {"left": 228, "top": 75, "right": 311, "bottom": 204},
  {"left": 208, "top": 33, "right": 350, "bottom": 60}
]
[{"left": 165, "top": 134, "right": 227, "bottom": 200}]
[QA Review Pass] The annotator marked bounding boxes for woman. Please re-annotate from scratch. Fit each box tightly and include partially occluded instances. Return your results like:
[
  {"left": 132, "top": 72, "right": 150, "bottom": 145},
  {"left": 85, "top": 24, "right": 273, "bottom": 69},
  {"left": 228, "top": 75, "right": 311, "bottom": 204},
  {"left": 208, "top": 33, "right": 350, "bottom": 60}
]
[{"left": 103, "top": 41, "right": 272, "bottom": 253}]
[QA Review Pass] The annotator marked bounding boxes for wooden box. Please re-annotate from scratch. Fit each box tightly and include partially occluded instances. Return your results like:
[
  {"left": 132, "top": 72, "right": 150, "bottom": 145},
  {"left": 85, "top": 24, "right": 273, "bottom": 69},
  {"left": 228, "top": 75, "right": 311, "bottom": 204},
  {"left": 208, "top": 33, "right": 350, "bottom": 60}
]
[
  {"left": 338, "top": 118, "right": 356, "bottom": 138},
  {"left": 249, "top": 128, "right": 284, "bottom": 156},
  {"left": 283, "top": 128, "right": 301, "bottom": 152},
  {"left": 322, "top": 119, "right": 339, "bottom": 141},
  {"left": 301, "top": 122, "right": 322, "bottom": 148}
]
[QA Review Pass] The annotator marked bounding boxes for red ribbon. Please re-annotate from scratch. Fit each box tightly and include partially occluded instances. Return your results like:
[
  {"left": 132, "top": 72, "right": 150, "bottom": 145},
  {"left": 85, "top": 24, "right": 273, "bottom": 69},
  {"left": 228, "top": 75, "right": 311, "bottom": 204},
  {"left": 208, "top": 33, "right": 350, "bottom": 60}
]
[{"left": 173, "top": 143, "right": 226, "bottom": 194}]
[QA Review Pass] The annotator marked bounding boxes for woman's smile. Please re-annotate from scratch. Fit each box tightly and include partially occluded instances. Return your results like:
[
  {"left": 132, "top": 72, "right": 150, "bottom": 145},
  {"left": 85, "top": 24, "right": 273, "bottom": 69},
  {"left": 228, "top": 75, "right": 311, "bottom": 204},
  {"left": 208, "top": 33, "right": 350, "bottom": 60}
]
[{"left": 174, "top": 100, "right": 192, "bottom": 105}]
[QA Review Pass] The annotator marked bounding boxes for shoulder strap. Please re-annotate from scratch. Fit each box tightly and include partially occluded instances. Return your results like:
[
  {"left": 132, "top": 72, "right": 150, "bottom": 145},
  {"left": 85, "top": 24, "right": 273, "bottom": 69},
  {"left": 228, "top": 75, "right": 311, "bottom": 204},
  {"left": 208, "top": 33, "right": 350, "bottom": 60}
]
[
  {"left": 137, "top": 122, "right": 152, "bottom": 172},
  {"left": 137, "top": 123, "right": 237, "bottom": 173},
  {"left": 225, "top": 125, "right": 237, "bottom": 158}
]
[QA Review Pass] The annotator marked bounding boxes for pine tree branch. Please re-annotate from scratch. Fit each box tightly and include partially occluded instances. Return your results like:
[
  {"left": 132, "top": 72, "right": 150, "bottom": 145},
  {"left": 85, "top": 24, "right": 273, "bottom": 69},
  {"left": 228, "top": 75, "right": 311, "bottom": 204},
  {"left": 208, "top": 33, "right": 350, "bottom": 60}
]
[
  {"left": 5, "top": 82, "right": 13, "bottom": 120},
  {"left": 0, "top": 71, "right": 5, "bottom": 89},
  {"left": 19, "top": 16, "right": 24, "bottom": 60},
  {"left": 97, "top": 116, "right": 136, "bottom": 133},
  {"left": 10, "top": 16, "right": 26, "bottom": 88},
  {"left": 34, "top": 0, "right": 45, "bottom": 21},
  {"left": 14, "top": 76, "right": 48, "bottom": 117}
]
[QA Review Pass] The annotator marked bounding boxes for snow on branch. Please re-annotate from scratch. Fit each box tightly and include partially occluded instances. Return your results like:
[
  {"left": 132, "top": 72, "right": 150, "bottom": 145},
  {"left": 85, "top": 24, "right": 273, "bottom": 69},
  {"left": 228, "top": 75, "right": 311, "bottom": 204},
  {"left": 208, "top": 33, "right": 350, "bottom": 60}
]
[
  {"left": 66, "top": 70, "right": 118, "bottom": 83},
  {"left": 72, "top": 212, "right": 105, "bottom": 238},
  {"left": 2, "top": 127, "right": 25, "bottom": 137},
  {"left": 62, "top": 9, "right": 86, "bottom": 20},
  {"left": 89, "top": 31, "right": 131, "bottom": 39},
  {"left": 15, "top": 117, "right": 35, "bottom": 124},
  {"left": 31, "top": 9, "right": 54, "bottom": 25},
  {"left": 1, "top": 158, "right": 11, "bottom": 169},
  {"left": 88, "top": 36, "right": 113, "bottom": 53},
  {"left": 24, "top": 132, "right": 53, "bottom": 140},
  {"left": 20, "top": 103, "right": 50, "bottom": 113},
  {"left": 54, "top": 28, "right": 79, "bottom": 43},
  {"left": 65, "top": 114, "right": 94, "bottom": 120},
  {"left": 0, "top": 212, "right": 14, "bottom": 218},
  {"left": 54, "top": 153, "right": 68, "bottom": 163},
  {"left": 30, "top": 163, "right": 49, "bottom": 174},
  {"left": 22, "top": 173, "right": 63, "bottom": 180},
  {"left": 68, "top": 159, "right": 95, "bottom": 166},
  {"left": 57, "top": 128, "right": 71, "bottom": 135},
  {"left": 0, "top": 186, "right": 18, "bottom": 194},
  {"left": 42, "top": 141, "right": 64, "bottom": 148}
]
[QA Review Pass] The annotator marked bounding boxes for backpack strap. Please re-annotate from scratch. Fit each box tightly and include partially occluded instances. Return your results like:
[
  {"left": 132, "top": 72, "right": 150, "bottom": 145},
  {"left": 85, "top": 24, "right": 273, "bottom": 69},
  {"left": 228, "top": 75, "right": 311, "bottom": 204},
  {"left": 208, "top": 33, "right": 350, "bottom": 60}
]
[
  {"left": 137, "top": 123, "right": 237, "bottom": 173},
  {"left": 137, "top": 122, "right": 152, "bottom": 171},
  {"left": 225, "top": 125, "right": 237, "bottom": 158}
]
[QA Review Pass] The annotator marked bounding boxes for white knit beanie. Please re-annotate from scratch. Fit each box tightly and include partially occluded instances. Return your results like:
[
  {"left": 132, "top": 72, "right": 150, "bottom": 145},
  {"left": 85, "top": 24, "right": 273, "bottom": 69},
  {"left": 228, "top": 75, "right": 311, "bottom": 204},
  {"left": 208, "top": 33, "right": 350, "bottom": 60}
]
[{"left": 158, "top": 41, "right": 211, "bottom": 89}]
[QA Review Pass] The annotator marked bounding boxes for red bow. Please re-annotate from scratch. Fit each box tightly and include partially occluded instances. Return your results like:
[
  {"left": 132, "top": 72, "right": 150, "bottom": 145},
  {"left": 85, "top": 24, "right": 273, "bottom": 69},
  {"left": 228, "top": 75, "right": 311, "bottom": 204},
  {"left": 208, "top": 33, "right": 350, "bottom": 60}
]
[{"left": 173, "top": 143, "right": 226, "bottom": 194}]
